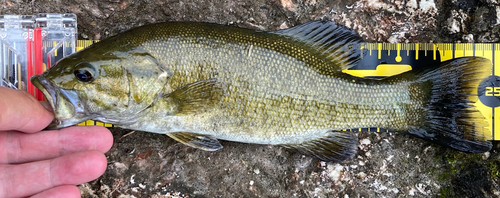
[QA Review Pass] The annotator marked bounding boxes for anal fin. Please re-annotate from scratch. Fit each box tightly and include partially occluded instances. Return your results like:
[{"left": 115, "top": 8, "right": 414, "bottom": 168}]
[
  {"left": 167, "top": 132, "right": 223, "bottom": 151},
  {"left": 281, "top": 131, "right": 358, "bottom": 162}
]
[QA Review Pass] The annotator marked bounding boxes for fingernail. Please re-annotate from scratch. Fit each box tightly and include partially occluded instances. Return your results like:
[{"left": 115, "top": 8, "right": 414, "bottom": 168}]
[{"left": 40, "top": 101, "right": 54, "bottom": 112}]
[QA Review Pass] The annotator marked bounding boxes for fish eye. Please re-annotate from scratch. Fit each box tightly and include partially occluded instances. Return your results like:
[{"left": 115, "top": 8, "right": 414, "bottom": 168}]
[{"left": 73, "top": 63, "right": 96, "bottom": 82}]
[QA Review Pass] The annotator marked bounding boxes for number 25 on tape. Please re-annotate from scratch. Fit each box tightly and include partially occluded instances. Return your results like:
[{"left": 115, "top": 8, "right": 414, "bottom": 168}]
[{"left": 485, "top": 87, "right": 500, "bottom": 96}]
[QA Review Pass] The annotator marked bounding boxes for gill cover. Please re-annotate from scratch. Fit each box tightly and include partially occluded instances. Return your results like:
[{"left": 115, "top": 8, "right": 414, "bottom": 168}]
[{"left": 119, "top": 52, "right": 173, "bottom": 115}]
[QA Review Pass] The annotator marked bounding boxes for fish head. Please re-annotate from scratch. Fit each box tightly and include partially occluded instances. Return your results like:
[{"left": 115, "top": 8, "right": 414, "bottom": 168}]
[{"left": 31, "top": 47, "right": 172, "bottom": 129}]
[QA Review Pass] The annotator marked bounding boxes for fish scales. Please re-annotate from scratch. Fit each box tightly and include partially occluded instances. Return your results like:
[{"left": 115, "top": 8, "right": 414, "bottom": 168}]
[{"left": 31, "top": 21, "right": 493, "bottom": 162}]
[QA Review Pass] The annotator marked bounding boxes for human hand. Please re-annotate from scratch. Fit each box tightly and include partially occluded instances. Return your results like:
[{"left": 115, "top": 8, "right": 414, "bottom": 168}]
[{"left": 0, "top": 87, "right": 113, "bottom": 198}]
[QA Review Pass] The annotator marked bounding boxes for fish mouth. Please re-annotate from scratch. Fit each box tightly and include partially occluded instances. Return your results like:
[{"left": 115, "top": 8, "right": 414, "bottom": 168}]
[{"left": 31, "top": 75, "right": 90, "bottom": 129}]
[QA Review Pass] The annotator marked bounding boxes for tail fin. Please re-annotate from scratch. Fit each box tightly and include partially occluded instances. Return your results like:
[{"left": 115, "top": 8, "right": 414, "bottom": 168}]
[{"left": 409, "top": 57, "right": 492, "bottom": 153}]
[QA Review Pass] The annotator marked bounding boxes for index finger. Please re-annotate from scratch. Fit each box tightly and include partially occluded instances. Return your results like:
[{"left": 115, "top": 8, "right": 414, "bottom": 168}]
[{"left": 0, "top": 87, "right": 54, "bottom": 133}]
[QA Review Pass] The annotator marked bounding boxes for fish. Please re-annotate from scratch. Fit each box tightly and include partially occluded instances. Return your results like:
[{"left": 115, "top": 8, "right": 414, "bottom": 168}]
[{"left": 31, "top": 21, "right": 493, "bottom": 162}]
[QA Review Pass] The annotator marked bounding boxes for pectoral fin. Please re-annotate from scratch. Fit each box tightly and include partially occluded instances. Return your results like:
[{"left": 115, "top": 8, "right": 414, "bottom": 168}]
[
  {"left": 167, "top": 132, "right": 223, "bottom": 151},
  {"left": 166, "top": 78, "right": 224, "bottom": 115},
  {"left": 282, "top": 131, "right": 358, "bottom": 162}
]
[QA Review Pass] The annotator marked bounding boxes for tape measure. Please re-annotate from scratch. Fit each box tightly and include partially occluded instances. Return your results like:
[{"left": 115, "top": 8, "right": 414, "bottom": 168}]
[
  {"left": 39, "top": 42, "right": 500, "bottom": 140},
  {"left": 344, "top": 43, "right": 499, "bottom": 141}
]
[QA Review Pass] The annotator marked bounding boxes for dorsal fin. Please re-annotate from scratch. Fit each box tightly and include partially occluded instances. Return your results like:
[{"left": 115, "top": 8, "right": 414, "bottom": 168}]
[{"left": 269, "top": 20, "right": 364, "bottom": 70}]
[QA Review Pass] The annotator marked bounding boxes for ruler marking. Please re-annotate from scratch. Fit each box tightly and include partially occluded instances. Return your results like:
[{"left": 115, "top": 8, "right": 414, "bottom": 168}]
[
  {"left": 360, "top": 44, "right": 364, "bottom": 59},
  {"left": 463, "top": 44, "right": 466, "bottom": 57},
  {"left": 406, "top": 43, "right": 410, "bottom": 56},
  {"left": 452, "top": 43, "right": 455, "bottom": 59},
  {"left": 483, "top": 44, "right": 485, "bottom": 56},
  {"left": 473, "top": 43, "right": 475, "bottom": 56},
  {"left": 415, "top": 43, "right": 419, "bottom": 60},
  {"left": 378, "top": 43, "right": 382, "bottom": 59},
  {"left": 433, "top": 44, "right": 436, "bottom": 60},
  {"left": 425, "top": 43, "right": 427, "bottom": 57},
  {"left": 387, "top": 43, "right": 391, "bottom": 56},
  {"left": 493, "top": 43, "right": 496, "bottom": 141},
  {"left": 441, "top": 43, "right": 445, "bottom": 57},
  {"left": 494, "top": 44, "right": 497, "bottom": 75},
  {"left": 396, "top": 43, "right": 401, "bottom": 62}
]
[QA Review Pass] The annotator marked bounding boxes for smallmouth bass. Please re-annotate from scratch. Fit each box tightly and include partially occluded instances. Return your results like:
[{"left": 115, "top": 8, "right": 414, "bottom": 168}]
[{"left": 31, "top": 21, "right": 492, "bottom": 162}]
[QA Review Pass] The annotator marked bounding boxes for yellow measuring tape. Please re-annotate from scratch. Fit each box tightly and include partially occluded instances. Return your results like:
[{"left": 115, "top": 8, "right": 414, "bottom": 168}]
[
  {"left": 56, "top": 41, "right": 499, "bottom": 140},
  {"left": 345, "top": 43, "right": 499, "bottom": 141}
]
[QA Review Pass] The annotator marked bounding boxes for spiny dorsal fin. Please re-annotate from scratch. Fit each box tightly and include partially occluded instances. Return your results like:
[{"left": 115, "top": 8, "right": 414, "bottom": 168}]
[
  {"left": 167, "top": 132, "right": 223, "bottom": 151},
  {"left": 166, "top": 78, "right": 224, "bottom": 115},
  {"left": 269, "top": 20, "right": 363, "bottom": 70},
  {"left": 281, "top": 131, "right": 358, "bottom": 162}
]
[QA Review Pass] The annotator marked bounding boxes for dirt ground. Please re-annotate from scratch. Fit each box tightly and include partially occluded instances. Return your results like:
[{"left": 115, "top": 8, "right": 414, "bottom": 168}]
[{"left": 2, "top": 0, "right": 500, "bottom": 197}]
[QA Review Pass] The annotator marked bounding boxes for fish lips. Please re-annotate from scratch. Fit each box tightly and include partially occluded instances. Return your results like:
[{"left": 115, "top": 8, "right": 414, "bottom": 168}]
[{"left": 31, "top": 75, "right": 90, "bottom": 129}]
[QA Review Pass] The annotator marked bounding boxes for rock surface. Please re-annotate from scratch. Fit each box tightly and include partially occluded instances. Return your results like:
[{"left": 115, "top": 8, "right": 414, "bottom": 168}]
[{"left": 2, "top": 0, "right": 500, "bottom": 197}]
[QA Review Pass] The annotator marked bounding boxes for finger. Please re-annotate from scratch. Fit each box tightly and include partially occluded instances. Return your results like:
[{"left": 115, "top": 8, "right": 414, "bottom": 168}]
[
  {"left": 0, "top": 87, "right": 54, "bottom": 133},
  {"left": 0, "top": 151, "right": 107, "bottom": 198},
  {"left": 0, "top": 125, "right": 113, "bottom": 164},
  {"left": 30, "top": 185, "right": 80, "bottom": 198}
]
